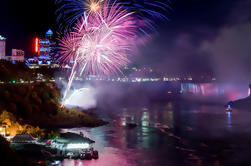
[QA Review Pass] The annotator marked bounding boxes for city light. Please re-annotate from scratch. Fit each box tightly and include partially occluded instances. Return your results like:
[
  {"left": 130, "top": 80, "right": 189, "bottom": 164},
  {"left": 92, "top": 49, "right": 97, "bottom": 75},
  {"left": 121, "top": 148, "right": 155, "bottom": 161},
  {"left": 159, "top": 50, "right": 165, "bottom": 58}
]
[
  {"left": 66, "top": 143, "right": 90, "bottom": 149},
  {"left": 0, "top": 35, "right": 6, "bottom": 40},
  {"left": 35, "top": 37, "right": 39, "bottom": 53}
]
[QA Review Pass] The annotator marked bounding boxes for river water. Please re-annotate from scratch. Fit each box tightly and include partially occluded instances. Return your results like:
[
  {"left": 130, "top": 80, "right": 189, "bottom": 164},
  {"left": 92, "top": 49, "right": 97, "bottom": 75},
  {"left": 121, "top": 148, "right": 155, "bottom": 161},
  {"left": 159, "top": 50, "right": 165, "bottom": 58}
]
[{"left": 60, "top": 101, "right": 251, "bottom": 166}]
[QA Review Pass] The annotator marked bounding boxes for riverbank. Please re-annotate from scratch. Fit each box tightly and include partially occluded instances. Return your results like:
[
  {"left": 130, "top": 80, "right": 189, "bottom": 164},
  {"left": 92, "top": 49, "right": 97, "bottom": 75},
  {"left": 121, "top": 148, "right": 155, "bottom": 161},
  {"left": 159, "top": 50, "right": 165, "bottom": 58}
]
[
  {"left": 0, "top": 107, "right": 107, "bottom": 165},
  {"left": 230, "top": 95, "right": 251, "bottom": 110},
  {"left": 33, "top": 107, "right": 108, "bottom": 128},
  {"left": 0, "top": 82, "right": 108, "bottom": 141}
]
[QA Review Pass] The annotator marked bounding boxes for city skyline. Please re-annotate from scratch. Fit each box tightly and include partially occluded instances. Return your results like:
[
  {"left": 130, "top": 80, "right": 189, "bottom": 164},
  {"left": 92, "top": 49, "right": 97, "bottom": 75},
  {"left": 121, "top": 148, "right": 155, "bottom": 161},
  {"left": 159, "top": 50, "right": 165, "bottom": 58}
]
[
  {"left": 1, "top": 1, "right": 251, "bottom": 78},
  {"left": 1, "top": 1, "right": 251, "bottom": 166}
]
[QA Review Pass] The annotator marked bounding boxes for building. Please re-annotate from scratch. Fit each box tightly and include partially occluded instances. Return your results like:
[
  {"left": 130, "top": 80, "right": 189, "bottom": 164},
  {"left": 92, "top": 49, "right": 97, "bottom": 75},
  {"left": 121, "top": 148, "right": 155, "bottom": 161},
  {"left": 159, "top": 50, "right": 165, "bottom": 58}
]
[
  {"left": 38, "top": 29, "right": 54, "bottom": 61},
  {"left": 11, "top": 134, "right": 37, "bottom": 143},
  {"left": 46, "top": 132, "right": 96, "bottom": 158},
  {"left": 11, "top": 49, "right": 25, "bottom": 62},
  {"left": 27, "top": 29, "right": 57, "bottom": 68},
  {"left": 5, "top": 49, "right": 25, "bottom": 62},
  {"left": 0, "top": 35, "right": 6, "bottom": 59},
  {"left": 39, "top": 39, "right": 51, "bottom": 60}
]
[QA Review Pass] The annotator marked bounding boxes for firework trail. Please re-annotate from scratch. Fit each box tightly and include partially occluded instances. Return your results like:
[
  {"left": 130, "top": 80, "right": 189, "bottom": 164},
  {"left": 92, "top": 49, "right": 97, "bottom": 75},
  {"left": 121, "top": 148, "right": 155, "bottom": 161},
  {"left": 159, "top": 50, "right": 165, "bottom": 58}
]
[
  {"left": 57, "top": 0, "right": 170, "bottom": 105},
  {"left": 58, "top": 0, "right": 138, "bottom": 103}
]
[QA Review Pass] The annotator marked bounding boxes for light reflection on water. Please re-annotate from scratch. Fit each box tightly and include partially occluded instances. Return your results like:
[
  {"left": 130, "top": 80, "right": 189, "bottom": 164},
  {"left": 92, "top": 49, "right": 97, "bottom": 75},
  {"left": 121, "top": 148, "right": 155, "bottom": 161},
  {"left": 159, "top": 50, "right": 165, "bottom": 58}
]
[
  {"left": 226, "top": 112, "right": 232, "bottom": 130},
  {"left": 60, "top": 102, "right": 251, "bottom": 166}
]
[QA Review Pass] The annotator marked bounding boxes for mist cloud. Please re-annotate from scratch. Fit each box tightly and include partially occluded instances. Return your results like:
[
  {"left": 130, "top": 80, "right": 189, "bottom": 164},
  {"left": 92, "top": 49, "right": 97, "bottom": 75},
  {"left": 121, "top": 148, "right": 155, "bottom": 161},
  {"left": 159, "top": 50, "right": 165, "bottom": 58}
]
[{"left": 134, "top": 0, "right": 251, "bottom": 82}]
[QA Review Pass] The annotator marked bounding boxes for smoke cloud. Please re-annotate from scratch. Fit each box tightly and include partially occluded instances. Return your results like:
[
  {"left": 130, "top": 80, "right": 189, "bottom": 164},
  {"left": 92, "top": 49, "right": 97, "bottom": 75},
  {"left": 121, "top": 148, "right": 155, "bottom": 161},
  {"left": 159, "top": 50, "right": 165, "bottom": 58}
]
[{"left": 61, "top": 82, "right": 97, "bottom": 110}]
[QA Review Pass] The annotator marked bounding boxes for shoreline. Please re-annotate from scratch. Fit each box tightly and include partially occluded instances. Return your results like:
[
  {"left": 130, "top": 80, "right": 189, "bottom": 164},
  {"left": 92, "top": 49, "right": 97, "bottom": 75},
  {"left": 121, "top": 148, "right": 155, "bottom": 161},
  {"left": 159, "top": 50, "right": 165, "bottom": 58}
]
[{"left": 30, "top": 107, "right": 109, "bottom": 129}]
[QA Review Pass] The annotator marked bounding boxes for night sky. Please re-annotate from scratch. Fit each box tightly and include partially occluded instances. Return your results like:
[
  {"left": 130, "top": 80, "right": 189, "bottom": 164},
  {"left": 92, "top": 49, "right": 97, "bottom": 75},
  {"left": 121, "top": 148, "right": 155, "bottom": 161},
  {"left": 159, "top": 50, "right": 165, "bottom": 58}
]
[
  {"left": 0, "top": 0, "right": 56, "bottom": 56},
  {"left": 0, "top": 0, "right": 251, "bottom": 80}
]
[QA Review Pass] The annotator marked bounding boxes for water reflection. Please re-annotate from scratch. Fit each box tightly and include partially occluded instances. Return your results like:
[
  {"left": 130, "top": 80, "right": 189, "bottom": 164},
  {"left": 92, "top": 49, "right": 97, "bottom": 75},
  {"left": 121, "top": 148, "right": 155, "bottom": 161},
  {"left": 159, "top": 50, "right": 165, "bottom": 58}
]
[
  {"left": 141, "top": 112, "right": 150, "bottom": 127},
  {"left": 226, "top": 111, "right": 232, "bottom": 130},
  {"left": 59, "top": 102, "right": 251, "bottom": 166}
]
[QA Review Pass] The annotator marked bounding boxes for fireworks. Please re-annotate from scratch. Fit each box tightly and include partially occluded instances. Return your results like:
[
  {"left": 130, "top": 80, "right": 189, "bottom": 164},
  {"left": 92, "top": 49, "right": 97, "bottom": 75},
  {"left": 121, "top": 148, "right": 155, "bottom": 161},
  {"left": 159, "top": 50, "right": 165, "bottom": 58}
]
[
  {"left": 56, "top": 0, "right": 104, "bottom": 31},
  {"left": 58, "top": 1, "right": 136, "bottom": 75},
  {"left": 55, "top": 0, "right": 170, "bottom": 32},
  {"left": 58, "top": 0, "right": 138, "bottom": 102},
  {"left": 57, "top": 32, "right": 80, "bottom": 64},
  {"left": 56, "top": 0, "right": 169, "bottom": 104},
  {"left": 114, "top": 0, "right": 170, "bottom": 33}
]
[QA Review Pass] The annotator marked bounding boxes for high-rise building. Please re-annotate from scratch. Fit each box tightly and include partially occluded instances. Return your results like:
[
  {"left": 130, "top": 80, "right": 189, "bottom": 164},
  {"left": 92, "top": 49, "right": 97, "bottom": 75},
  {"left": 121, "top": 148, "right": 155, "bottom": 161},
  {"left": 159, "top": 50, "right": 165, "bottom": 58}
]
[
  {"left": 38, "top": 29, "right": 54, "bottom": 61},
  {"left": 27, "top": 29, "right": 57, "bottom": 68},
  {"left": 0, "top": 35, "right": 6, "bottom": 59}
]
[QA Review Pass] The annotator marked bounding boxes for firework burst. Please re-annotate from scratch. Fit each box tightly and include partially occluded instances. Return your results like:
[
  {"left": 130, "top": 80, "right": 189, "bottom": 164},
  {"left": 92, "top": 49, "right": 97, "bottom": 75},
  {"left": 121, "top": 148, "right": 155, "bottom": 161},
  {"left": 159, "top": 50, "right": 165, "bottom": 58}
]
[
  {"left": 58, "top": 1, "right": 136, "bottom": 75},
  {"left": 58, "top": 1, "right": 138, "bottom": 102},
  {"left": 57, "top": 0, "right": 170, "bottom": 104},
  {"left": 55, "top": 0, "right": 170, "bottom": 33}
]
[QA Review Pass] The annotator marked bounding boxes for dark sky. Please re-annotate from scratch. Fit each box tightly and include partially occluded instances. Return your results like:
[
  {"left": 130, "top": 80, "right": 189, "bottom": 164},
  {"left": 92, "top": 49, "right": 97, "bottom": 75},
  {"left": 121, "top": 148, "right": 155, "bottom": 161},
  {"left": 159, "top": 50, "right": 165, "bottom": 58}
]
[
  {"left": 0, "top": 0, "right": 251, "bottom": 80},
  {"left": 0, "top": 0, "right": 56, "bottom": 56},
  {"left": 136, "top": 0, "right": 251, "bottom": 81}
]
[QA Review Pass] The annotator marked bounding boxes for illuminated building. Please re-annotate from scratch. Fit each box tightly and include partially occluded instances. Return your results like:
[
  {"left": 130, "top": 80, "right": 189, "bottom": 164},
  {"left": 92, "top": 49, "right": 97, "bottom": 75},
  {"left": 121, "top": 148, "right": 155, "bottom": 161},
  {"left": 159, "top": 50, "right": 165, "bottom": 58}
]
[
  {"left": 0, "top": 35, "right": 6, "bottom": 59},
  {"left": 11, "top": 49, "right": 25, "bottom": 62},
  {"left": 28, "top": 29, "right": 55, "bottom": 67},
  {"left": 51, "top": 132, "right": 95, "bottom": 157},
  {"left": 39, "top": 39, "right": 51, "bottom": 60},
  {"left": 5, "top": 49, "right": 25, "bottom": 62},
  {"left": 38, "top": 29, "right": 54, "bottom": 62}
]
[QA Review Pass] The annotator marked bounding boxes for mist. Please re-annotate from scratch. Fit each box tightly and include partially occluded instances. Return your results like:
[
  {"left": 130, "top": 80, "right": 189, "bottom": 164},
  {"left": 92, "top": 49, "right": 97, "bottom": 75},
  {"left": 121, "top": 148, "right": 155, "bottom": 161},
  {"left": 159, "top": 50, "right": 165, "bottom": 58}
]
[
  {"left": 133, "top": 0, "right": 251, "bottom": 84},
  {"left": 58, "top": 80, "right": 97, "bottom": 110}
]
